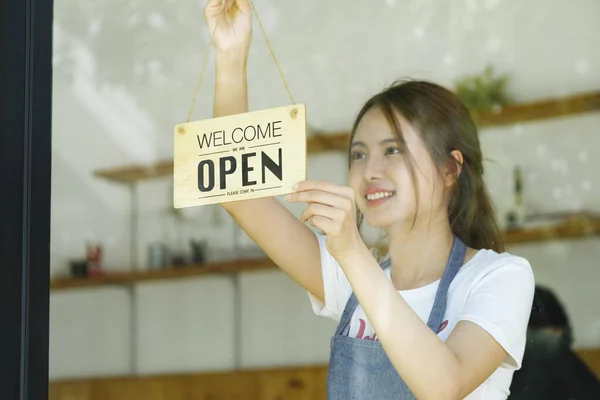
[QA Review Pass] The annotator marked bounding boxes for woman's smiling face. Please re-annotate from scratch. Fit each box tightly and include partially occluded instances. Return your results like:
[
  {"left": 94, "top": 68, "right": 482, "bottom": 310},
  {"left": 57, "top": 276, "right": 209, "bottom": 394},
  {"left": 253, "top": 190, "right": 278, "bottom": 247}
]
[{"left": 348, "top": 106, "right": 448, "bottom": 230}]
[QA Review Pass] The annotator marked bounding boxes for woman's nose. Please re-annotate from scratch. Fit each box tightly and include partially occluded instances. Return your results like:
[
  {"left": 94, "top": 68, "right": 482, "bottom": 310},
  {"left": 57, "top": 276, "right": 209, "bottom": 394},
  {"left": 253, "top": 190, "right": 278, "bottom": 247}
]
[{"left": 364, "top": 157, "right": 385, "bottom": 181}]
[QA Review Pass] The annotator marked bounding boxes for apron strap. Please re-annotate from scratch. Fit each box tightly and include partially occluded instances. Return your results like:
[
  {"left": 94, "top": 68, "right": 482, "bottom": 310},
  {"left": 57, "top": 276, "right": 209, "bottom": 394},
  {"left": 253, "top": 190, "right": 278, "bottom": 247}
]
[
  {"left": 334, "top": 236, "right": 466, "bottom": 336},
  {"left": 334, "top": 293, "right": 358, "bottom": 336},
  {"left": 334, "top": 257, "right": 390, "bottom": 336},
  {"left": 426, "top": 236, "right": 466, "bottom": 332}
]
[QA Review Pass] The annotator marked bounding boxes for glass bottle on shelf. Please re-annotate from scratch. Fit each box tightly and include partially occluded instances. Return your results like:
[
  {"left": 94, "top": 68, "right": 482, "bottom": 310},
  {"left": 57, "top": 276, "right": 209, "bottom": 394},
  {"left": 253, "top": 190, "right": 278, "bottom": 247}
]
[
  {"left": 505, "top": 166, "right": 525, "bottom": 230},
  {"left": 162, "top": 183, "right": 188, "bottom": 267}
]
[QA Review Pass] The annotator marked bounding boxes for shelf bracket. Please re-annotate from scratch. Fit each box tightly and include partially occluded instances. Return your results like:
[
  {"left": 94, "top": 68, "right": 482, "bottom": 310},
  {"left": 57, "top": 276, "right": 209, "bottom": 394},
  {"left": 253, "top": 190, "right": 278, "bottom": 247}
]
[{"left": 129, "top": 183, "right": 138, "bottom": 271}]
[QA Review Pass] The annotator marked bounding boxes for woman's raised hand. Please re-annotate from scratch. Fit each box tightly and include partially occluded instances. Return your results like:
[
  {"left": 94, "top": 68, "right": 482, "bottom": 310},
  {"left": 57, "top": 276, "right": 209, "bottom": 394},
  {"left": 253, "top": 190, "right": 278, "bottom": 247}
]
[
  {"left": 204, "top": 0, "right": 252, "bottom": 54},
  {"left": 285, "top": 181, "right": 365, "bottom": 262}
]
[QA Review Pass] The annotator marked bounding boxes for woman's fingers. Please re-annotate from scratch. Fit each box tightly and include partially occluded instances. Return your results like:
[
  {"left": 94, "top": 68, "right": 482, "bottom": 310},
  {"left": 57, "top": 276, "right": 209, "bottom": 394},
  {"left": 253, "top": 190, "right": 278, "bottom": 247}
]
[
  {"left": 300, "top": 203, "right": 345, "bottom": 224},
  {"left": 301, "top": 207, "right": 342, "bottom": 235},
  {"left": 306, "top": 215, "right": 337, "bottom": 233},
  {"left": 234, "top": 0, "right": 251, "bottom": 14},
  {"left": 286, "top": 181, "right": 356, "bottom": 235},
  {"left": 294, "top": 180, "right": 355, "bottom": 200},
  {"left": 286, "top": 189, "right": 353, "bottom": 213}
]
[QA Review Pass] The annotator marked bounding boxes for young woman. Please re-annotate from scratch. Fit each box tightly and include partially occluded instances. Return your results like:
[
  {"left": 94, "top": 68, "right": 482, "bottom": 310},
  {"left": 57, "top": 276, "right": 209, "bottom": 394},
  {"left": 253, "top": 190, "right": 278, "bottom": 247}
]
[{"left": 204, "top": 1, "right": 535, "bottom": 399}]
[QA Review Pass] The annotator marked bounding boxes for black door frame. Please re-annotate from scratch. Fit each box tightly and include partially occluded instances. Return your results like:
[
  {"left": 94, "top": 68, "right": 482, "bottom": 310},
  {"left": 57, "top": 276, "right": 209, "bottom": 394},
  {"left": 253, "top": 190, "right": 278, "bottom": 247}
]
[{"left": 1, "top": 0, "right": 53, "bottom": 398}]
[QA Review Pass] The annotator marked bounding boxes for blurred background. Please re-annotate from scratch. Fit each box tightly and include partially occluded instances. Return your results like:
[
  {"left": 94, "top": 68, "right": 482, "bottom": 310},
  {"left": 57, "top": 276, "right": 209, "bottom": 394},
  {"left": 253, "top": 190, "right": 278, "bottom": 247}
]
[{"left": 48, "top": 0, "right": 600, "bottom": 398}]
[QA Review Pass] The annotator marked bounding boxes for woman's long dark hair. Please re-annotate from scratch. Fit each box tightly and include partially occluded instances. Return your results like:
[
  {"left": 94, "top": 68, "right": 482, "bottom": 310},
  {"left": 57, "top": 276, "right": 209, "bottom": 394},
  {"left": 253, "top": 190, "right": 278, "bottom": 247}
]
[{"left": 349, "top": 80, "right": 504, "bottom": 253}]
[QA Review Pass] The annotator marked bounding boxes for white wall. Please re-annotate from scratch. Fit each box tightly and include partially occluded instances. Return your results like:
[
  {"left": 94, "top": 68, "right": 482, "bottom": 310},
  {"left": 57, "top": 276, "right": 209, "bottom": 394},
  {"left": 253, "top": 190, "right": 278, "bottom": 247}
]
[{"left": 49, "top": 0, "right": 600, "bottom": 380}]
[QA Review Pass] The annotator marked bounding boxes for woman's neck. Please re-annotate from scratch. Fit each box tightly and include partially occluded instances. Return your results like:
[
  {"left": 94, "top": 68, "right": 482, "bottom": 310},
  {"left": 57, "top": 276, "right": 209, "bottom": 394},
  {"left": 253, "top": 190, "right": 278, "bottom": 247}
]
[{"left": 385, "top": 214, "right": 456, "bottom": 291}]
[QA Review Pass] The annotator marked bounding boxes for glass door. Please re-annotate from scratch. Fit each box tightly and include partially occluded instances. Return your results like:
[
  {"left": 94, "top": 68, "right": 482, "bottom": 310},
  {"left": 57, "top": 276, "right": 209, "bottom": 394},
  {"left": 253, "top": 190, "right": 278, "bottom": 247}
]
[{"left": 0, "top": 0, "right": 53, "bottom": 398}]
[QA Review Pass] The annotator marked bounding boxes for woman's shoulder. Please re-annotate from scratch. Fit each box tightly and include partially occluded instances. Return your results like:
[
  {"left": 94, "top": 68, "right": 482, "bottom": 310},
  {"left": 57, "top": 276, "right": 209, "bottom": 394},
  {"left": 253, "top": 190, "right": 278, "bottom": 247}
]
[
  {"left": 467, "top": 247, "right": 531, "bottom": 269},
  {"left": 459, "top": 247, "right": 535, "bottom": 286}
]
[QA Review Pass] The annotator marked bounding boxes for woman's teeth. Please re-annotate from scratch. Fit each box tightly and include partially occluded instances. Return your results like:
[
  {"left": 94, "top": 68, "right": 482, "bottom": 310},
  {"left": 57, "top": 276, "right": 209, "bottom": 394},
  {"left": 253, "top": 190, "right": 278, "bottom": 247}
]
[{"left": 366, "top": 191, "right": 395, "bottom": 201}]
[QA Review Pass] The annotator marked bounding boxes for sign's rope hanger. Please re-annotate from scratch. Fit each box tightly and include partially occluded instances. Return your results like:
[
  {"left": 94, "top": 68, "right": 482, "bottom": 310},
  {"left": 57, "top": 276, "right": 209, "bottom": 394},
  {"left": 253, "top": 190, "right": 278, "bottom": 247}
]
[
  {"left": 174, "top": 0, "right": 308, "bottom": 209},
  {"left": 187, "top": 0, "right": 296, "bottom": 124}
]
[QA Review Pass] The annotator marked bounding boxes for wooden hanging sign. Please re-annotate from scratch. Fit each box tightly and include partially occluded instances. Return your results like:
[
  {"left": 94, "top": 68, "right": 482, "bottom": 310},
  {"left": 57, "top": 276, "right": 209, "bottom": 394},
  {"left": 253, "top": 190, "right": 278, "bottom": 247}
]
[{"left": 173, "top": 104, "right": 307, "bottom": 208}]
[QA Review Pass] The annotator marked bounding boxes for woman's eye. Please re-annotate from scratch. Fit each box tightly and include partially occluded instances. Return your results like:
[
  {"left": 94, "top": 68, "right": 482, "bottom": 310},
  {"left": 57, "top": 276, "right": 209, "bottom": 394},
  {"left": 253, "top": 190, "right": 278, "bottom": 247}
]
[
  {"left": 351, "top": 151, "right": 366, "bottom": 161},
  {"left": 385, "top": 147, "right": 401, "bottom": 155}
]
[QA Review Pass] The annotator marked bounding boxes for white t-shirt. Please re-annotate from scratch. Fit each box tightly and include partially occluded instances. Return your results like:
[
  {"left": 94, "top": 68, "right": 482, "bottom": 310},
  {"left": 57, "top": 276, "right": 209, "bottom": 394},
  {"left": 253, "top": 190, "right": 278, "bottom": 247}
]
[{"left": 307, "top": 234, "right": 535, "bottom": 400}]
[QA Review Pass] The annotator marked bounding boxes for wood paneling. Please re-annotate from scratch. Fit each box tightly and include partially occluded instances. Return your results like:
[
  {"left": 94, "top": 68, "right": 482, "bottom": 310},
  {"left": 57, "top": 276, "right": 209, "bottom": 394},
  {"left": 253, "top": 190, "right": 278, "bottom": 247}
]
[
  {"left": 48, "top": 352, "right": 600, "bottom": 400},
  {"left": 49, "top": 381, "right": 92, "bottom": 400},
  {"left": 48, "top": 366, "right": 327, "bottom": 400},
  {"left": 186, "top": 371, "right": 258, "bottom": 399},
  {"left": 253, "top": 367, "right": 327, "bottom": 400},
  {"left": 578, "top": 348, "right": 600, "bottom": 380}
]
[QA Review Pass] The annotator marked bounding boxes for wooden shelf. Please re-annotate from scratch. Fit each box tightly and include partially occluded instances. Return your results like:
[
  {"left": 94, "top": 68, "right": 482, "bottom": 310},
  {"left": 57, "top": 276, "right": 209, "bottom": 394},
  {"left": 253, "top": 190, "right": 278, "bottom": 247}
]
[
  {"left": 50, "top": 218, "right": 600, "bottom": 291},
  {"left": 94, "top": 91, "right": 600, "bottom": 184},
  {"left": 94, "top": 159, "right": 174, "bottom": 184},
  {"left": 50, "top": 257, "right": 276, "bottom": 291},
  {"left": 471, "top": 90, "right": 600, "bottom": 128},
  {"left": 504, "top": 218, "right": 600, "bottom": 244}
]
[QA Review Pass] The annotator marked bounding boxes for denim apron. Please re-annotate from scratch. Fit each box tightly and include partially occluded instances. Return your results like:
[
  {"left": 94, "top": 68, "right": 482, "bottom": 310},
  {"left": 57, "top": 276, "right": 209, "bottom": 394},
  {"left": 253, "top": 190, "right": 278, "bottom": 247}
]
[{"left": 326, "top": 236, "right": 466, "bottom": 399}]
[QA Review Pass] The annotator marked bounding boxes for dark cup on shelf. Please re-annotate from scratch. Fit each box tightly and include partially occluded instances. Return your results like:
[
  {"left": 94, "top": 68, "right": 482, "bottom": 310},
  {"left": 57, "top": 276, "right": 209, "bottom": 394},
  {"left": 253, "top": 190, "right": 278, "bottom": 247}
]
[
  {"left": 69, "top": 260, "right": 88, "bottom": 278},
  {"left": 170, "top": 253, "right": 187, "bottom": 267}
]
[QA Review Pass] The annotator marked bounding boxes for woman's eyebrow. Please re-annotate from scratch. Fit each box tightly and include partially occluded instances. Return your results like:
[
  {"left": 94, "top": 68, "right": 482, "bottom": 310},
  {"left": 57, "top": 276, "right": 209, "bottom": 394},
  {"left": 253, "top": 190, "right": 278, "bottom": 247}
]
[{"left": 351, "top": 138, "right": 399, "bottom": 148}]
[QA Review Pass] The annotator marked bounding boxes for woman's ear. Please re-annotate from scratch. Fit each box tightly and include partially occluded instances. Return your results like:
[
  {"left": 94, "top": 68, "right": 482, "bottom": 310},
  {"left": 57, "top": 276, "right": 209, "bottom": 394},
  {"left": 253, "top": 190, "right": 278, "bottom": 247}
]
[{"left": 444, "top": 150, "right": 463, "bottom": 187}]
